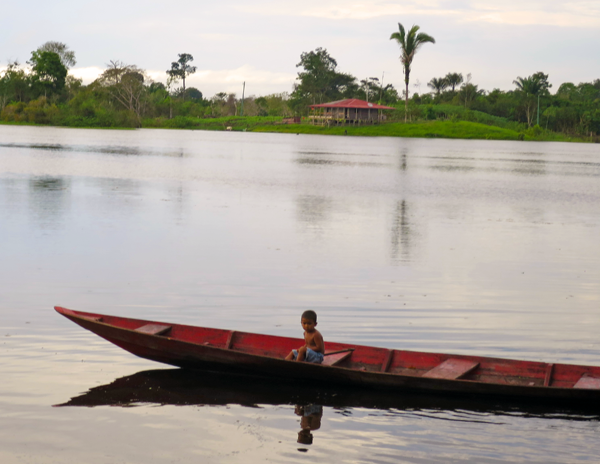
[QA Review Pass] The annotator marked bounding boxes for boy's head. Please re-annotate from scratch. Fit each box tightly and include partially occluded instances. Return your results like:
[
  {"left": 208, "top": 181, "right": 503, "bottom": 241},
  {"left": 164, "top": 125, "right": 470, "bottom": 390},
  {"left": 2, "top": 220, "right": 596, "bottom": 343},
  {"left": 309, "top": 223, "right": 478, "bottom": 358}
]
[
  {"left": 301, "top": 310, "right": 317, "bottom": 323},
  {"left": 301, "top": 310, "right": 318, "bottom": 332}
]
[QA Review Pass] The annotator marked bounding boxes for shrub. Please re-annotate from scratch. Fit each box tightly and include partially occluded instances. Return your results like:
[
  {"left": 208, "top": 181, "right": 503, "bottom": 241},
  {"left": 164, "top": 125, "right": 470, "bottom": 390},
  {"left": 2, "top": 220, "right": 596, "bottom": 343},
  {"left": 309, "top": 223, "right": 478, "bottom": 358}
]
[
  {"left": 1, "top": 102, "right": 26, "bottom": 122},
  {"left": 531, "top": 124, "right": 542, "bottom": 136}
]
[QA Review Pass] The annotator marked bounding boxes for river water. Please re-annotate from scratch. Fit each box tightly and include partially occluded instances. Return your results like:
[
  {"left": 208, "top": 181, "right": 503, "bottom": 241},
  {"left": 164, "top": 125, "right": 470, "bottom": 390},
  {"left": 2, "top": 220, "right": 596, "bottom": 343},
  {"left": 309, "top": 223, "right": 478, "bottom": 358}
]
[{"left": 1, "top": 125, "right": 599, "bottom": 463}]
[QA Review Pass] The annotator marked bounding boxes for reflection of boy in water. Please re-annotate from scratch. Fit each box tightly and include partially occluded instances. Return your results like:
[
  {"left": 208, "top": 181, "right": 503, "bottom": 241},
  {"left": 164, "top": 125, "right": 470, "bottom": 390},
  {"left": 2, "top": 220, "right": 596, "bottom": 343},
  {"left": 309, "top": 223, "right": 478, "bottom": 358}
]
[
  {"left": 285, "top": 310, "right": 324, "bottom": 363},
  {"left": 295, "top": 404, "right": 323, "bottom": 445}
]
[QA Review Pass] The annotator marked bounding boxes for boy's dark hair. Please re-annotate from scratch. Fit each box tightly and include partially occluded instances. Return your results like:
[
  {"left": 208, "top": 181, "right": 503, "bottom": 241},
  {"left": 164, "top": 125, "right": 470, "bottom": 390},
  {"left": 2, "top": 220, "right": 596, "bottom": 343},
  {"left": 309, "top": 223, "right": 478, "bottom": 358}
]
[{"left": 301, "top": 310, "right": 317, "bottom": 323}]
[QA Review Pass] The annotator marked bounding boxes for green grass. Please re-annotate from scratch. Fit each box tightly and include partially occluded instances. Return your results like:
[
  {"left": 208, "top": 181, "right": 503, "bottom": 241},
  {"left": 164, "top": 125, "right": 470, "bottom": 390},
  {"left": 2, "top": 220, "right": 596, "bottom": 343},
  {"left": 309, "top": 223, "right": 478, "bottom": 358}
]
[
  {"left": 251, "top": 120, "right": 585, "bottom": 142},
  {"left": 142, "top": 115, "right": 283, "bottom": 130},
  {"left": 252, "top": 120, "right": 520, "bottom": 140},
  {"left": 0, "top": 120, "right": 40, "bottom": 127},
  {"left": 0, "top": 121, "right": 135, "bottom": 130},
  {"left": 418, "top": 105, "right": 525, "bottom": 131}
]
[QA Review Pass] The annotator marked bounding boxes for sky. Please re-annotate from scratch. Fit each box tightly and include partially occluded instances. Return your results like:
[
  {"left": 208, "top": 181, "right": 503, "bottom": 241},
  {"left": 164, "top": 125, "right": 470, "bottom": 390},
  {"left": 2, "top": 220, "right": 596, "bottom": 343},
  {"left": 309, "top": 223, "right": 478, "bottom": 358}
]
[{"left": 2, "top": 0, "right": 599, "bottom": 98}]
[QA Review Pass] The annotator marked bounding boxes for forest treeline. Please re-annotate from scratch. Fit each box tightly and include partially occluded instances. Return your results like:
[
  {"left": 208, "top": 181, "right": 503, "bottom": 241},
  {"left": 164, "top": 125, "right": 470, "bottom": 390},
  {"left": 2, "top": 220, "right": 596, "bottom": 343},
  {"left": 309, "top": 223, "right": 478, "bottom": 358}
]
[{"left": 1, "top": 41, "right": 599, "bottom": 137}]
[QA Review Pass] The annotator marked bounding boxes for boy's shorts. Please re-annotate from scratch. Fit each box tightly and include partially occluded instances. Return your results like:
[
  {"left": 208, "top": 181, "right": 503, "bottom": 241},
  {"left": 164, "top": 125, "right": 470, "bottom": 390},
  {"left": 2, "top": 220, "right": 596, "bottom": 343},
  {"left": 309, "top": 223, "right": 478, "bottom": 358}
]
[{"left": 292, "top": 348, "right": 324, "bottom": 364}]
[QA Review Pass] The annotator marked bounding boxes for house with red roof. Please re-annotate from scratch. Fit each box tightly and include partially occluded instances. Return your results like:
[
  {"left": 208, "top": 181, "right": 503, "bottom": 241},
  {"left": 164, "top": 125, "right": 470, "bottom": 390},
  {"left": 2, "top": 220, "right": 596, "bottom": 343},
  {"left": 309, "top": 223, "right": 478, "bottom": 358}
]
[{"left": 309, "top": 99, "right": 395, "bottom": 125}]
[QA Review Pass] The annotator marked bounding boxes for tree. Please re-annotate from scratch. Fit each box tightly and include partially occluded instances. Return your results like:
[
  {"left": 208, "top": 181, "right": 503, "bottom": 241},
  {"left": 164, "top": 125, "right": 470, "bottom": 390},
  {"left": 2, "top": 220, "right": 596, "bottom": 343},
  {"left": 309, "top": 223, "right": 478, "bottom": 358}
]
[
  {"left": 98, "top": 60, "right": 149, "bottom": 126},
  {"left": 0, "top": 61, "right": 29, "bottom": 106},
  {"left": 149, "top": 82, "right": 166, "bottom": 93},
  {"left": 513, "top": 72, "right": 551, "bottom": 126},
  {"left": 427, "top": 77, "right": 448, "bottom": 95},
  {"left": 295, "top": 47, "right": 337, "bottom": 103},
  {"left": 513, "top": 72, "right": 551, "bottom": 96},
  {"left": 64, "top": 75, "right": 83, "bottom": 100},
  {"left": 390, "top": 23, "right": 435, "bottom": 121},
  {"left": 165, "top": 75, "right": 177, "bottom": 119},
  {"left": 36, "top": 41, "right": 76, "bottom": 68},
  {"left": 184, "top": 87, "right": 203, "bottom": 101},
  {"left": 358, "top": 79, "right": 399, "bottom": 105},
  {"left": 225, "top": 93, "right": 238, "bottom": 115},
  {"left": 359, "top": 77, "right": 376, "bottom": 102},
  {"left": 210, "top": 92, "right": 228, "bottom": 116},
  {"left": 28, "top": 51, "right": 68, "bottom": 97},
  {"left": 378, "top": 84, "right": 399, "bottom": 105},
  {"left": 445, "top": 73, "right": 463, "bottom": 92},
  {"left": 458, "top": 78, "right": 484, "bottom": 108},
  {"left": 166, "top": 53, "right": 197, "bottom": 101},
  {"left": 290, "top": 48, "right": 357, "bottom": 112}
]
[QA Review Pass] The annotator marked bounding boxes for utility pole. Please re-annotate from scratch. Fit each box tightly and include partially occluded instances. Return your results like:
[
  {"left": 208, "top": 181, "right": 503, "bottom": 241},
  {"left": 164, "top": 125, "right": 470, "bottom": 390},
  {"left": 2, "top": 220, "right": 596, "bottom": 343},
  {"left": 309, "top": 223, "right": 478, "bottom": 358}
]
[
  {"left": 240, "top": 81, "right": 245, "bottom": 117},
  {"left": 536, "top": 93, "right": 540, "bottom": 126},
  {"left": 380, "top": 71, "right": 384, "bottom": 104}
]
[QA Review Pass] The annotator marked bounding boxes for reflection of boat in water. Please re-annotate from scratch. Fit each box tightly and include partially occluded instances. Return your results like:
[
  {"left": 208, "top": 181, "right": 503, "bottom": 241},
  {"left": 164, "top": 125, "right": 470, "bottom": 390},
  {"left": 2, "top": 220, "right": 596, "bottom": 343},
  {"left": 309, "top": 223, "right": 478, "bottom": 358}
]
[
  {"left": 55, "top": 306, "right": 600, "bottom": 405},
  {"left": 56, "top": 368, "right": 600, "bottom": 420}
]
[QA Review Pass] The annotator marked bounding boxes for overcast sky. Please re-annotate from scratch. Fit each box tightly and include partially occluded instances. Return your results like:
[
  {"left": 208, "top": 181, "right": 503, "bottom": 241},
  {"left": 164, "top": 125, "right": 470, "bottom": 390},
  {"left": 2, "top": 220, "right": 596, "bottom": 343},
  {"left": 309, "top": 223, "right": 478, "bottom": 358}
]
[{"left": 2, "top": 0, "right": 599, "bottom": 98}]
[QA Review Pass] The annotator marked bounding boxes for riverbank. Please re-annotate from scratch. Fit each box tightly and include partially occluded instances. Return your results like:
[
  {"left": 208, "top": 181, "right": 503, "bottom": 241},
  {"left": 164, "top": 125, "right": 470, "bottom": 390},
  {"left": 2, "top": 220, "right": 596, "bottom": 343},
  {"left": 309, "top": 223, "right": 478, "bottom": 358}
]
[
  {"left": 1, "top": 118, "right": 591, "bottom": 143},
  {"left": 141, "top": 116, "right": 592, "bottom": 142},
  {"left": 251, "top": 120, "right": 587, "bottom": 142}
]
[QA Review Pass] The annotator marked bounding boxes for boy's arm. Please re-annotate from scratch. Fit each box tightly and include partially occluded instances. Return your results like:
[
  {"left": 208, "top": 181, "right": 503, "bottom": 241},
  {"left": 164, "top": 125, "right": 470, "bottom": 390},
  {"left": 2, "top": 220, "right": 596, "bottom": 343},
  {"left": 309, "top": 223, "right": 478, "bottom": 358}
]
[{"left": 313, "top": 331, "right": 324, "bottom": 354}]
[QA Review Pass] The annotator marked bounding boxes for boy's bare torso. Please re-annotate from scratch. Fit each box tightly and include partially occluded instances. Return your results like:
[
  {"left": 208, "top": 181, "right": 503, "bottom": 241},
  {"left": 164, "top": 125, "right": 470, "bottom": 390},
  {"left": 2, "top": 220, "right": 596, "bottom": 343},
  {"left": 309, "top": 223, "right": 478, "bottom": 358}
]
[{"left": 305, "top": 329, "right": 323, "bottom": 353}]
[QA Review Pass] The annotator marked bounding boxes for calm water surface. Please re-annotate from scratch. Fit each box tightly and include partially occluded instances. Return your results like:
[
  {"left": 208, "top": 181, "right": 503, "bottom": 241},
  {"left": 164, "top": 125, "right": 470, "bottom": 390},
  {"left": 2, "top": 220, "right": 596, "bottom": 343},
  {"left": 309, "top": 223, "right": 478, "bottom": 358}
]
[{"left": 1, "top": 125, "right": 599, "bottom": 463}]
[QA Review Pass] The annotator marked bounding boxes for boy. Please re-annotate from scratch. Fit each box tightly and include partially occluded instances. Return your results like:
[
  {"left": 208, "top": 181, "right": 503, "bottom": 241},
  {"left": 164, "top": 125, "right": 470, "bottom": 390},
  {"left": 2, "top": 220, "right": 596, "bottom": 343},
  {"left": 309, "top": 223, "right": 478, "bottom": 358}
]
[{"left": 285, "top": 310, "right": 324, "bottom": 364}]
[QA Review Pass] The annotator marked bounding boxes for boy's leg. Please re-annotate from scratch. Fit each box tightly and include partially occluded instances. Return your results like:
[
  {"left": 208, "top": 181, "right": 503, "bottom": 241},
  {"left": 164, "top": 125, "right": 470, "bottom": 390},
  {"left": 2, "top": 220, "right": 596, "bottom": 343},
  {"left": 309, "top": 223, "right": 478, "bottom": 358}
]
[
  {"left": 297, "top": 346, "right": 307, "bottom": 361},
  {"left": 285, "top": 350, "right": 295, "bottom": 361},
  {"left": 304, "top": 349, "right": 324, "bottom": 364}
]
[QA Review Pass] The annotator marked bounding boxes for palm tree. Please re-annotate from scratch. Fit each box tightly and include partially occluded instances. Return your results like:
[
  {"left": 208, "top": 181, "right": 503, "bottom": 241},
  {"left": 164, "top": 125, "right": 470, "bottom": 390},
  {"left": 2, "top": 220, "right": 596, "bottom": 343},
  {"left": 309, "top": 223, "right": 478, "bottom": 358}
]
[
  {"left": 513, "top": 76, "right": 538, "bottom": 95},
  {"left": 390, "top": 23, "right": 435, "bottom": 121},
  {"left": 427, "top": 77, "right": 448, "bottom": 95},
  {"left": 513, "top": 73, "right": 551, "bottom": 126},
  {"left": 445, "top": 73, "right": 463, "bottom": 92},
  {"left": 458, "top": 83, "right": 484, "bottom": 108}
]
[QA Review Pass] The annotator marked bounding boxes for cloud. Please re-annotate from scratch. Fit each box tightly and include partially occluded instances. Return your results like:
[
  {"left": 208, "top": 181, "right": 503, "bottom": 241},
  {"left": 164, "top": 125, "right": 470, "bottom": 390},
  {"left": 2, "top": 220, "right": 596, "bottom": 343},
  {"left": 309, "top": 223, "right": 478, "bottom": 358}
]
[
  {"left": 174, "top": 66, "right": 296, "bottom": 96},
  {"left": 297, "top": 1, "right": 455, "bottom": 20},
  {"left": 237, "top": 0, "right": 454, "bottom": 20},
  {"left": 464, "top": 1, "right": 600, "bottom": 26},
  {"left": 237, "top": 0, "right": 600, "bottom": 27},
  {"left": 67, "top": 64, "right": 296, "bottom": 97},
  {"left": 69, "top": 66, "right": 105, "bottom": 83}
]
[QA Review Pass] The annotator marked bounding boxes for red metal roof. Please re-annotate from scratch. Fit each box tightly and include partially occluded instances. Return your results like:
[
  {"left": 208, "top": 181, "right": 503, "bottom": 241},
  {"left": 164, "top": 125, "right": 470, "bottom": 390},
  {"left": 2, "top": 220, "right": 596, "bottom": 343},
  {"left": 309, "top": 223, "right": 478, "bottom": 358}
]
[{"left": 310, "top": 99, "right": 395, "bottom": 110}]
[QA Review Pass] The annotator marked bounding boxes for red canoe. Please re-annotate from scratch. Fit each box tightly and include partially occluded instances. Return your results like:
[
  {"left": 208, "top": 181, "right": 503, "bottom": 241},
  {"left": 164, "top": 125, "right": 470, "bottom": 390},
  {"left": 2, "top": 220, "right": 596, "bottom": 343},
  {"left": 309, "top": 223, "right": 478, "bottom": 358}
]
[{"left": 55, "top": 306, "right": 600, "bottom": 404}]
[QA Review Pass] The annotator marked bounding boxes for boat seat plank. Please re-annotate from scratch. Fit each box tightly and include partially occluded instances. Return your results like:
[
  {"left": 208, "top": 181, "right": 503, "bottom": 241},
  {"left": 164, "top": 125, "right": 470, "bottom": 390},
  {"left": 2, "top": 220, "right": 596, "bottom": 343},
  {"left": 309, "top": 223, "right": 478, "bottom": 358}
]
[
  {"left": 573, "top": 374, "right": 600, "bottom": 389},
  {"left": 135, "top": 324, "right": 171, "bottom": 336},
  {"left": 225, "top": 331, "right": 236, "bottom": 349},
  {"left": 80, "top": 316, "right": 103, "bottom": 322},
  {"left": 422, "top": 359, "right": 479, "bottom": 380},
  {"left": 381, "top": 350, "right": 394, "bottom": 373},
  {"left": 544, "top": 363, "right": 554, "bottom": 387},
  {"left": 322, "top": 351, "right": 353, "bottom": 367}
]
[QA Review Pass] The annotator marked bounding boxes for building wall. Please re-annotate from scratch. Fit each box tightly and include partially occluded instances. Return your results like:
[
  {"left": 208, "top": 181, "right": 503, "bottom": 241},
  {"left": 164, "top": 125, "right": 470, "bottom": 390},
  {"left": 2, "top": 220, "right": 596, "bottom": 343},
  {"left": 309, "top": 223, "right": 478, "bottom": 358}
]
[
  {"left": 310, "top": 107, "right": 383, "bottom": 124},
  {"left": 321, "top": 107, "right": 380, "bottom": 121}
]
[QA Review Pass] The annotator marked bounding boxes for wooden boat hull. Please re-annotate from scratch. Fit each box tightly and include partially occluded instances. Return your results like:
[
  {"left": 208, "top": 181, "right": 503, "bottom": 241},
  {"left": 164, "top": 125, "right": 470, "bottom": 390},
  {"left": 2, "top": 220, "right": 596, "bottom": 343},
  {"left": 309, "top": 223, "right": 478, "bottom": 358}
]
[{"left": 55, "top": 306, "right": 600, "bottom": 404}]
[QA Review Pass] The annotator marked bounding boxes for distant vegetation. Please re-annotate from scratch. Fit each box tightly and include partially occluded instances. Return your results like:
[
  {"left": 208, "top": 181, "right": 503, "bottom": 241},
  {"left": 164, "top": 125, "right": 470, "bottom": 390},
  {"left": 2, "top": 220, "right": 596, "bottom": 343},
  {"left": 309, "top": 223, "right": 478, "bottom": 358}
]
[{"left": 1, "top": 39, "right": 599, "bottom": 141}]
